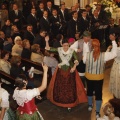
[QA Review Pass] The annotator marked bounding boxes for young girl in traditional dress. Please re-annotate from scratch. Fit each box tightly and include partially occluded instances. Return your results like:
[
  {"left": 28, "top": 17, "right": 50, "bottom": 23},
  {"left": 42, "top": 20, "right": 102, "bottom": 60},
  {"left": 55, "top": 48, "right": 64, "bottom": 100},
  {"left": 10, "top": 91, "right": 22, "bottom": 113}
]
[{"left": 13, "top": 64, "right": 48, "bottom": 120}]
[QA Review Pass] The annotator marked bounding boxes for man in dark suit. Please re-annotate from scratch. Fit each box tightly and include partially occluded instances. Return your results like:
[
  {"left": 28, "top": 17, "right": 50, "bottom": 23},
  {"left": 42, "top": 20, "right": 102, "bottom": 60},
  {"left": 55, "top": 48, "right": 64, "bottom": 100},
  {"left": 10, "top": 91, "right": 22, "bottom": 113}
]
[
  {"left": 90, "top": 10, "right": 103, "bottom": 43},
  {"left": 58, "top": 4, "right": 69, "bottom": 36},
  {"left": 33, "top": 29, "right": 47, "bottom": 49},
  {"left": 9, "top": 3, "right": 23, "bottom": 30},
  {"left": 75, "top": 3, "right": 83, "bottom": 19},
  {"left": 37, "top": 2, "right": 44, "bottom": 21},
  {"left": 50, "top": 9, "right": 61, "bottom": 38},
  {"left": 68, "top": 6, "right": 77, "bottom": 20},
  {"left": 85, "top": 5, "right": 92, "bottom": 19},
  {"left": 24, "top": 25, "right": 35, "bottom": 45},
  {"left": 67, "top": 11, "right": 80, "bottom": 38},
  {"left": 96, "top": 4, "right": 107, "bottom": 24},
  {"left": 27, "top": 8, "right": 38, "bottom": 34},
  {"left": 79, "top": 10, "right": 90, "bottom": 35},
  {"left": 46, "top": 1, "right": 53, "bottom": 17},
  {"left": 105, "top": 18, "right": 118, "bottom": 47},
  {"left": 39, "top": 11, "right": 50, "bottom": 33},
  {"left": 1, "top": 19, "right": 11, "bottom": 37}
]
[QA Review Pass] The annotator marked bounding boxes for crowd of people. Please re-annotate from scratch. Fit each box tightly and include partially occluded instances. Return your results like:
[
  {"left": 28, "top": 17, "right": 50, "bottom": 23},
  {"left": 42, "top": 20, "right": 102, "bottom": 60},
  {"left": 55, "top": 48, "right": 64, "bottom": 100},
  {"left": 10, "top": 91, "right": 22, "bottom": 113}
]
[{"left": 0, "top": 0, "right": 120, "bottom": 120}]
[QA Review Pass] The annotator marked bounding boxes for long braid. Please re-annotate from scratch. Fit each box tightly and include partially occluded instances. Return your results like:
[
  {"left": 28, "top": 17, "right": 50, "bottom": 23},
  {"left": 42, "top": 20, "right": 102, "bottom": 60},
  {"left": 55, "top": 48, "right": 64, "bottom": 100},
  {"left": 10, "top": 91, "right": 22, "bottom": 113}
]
[{"left": 92, "top": 39, "right": 100, "bottom": 62}]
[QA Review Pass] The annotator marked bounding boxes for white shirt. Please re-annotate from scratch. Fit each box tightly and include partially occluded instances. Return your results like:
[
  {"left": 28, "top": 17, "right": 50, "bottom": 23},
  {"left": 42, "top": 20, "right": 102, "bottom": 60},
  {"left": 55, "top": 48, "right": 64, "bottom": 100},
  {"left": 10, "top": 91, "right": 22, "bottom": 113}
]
[
  {"left": 83, "top": 41, "right": 117, "bottom": 63},
  {"left": 70, "top": 40, "right": 79, "bottom": 52},
  {"left": 83, "top": 42, "right": 89, "bottom": 55},
  {"left": 70, "top": 40, "right": 89, "bottom": 53}
]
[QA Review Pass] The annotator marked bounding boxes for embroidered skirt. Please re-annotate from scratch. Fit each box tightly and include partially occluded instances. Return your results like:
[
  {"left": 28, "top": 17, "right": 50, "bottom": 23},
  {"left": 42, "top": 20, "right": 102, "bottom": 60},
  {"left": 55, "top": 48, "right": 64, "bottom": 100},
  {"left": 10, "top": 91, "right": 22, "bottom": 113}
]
[{"left": 47, "top": 68, "right": 87, "bottom": 108}]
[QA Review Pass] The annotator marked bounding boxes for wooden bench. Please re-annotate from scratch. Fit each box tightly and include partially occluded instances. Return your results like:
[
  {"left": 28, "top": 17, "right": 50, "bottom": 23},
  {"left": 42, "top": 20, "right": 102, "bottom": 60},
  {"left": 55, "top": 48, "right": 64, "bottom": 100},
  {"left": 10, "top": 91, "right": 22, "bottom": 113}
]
[{"left": 0, "top": 70, "right": 15, "bottom": 88}]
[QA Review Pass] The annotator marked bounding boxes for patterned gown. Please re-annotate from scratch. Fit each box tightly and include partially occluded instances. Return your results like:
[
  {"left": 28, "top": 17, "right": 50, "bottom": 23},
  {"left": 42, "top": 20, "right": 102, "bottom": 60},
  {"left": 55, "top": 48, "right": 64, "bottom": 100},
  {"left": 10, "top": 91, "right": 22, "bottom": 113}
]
[{"left": 47, "top": 47, "right": 87, "bottom": 108}]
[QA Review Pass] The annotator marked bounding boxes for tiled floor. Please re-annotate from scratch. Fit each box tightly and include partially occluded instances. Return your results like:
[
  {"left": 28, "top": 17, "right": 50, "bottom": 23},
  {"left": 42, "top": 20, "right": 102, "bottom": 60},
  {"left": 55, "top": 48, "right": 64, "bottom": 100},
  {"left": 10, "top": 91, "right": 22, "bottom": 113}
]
[{"left": 36, "top": 61, "right": 114, "bottom": 120}]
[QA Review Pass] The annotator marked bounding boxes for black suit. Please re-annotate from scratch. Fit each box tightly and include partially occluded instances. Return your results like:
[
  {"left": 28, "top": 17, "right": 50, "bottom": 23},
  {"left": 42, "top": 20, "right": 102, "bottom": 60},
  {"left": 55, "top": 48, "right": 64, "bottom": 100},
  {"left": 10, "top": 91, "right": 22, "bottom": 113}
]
[
  {"left": 67, "top": 18, "right": 80, "bottom": 38},
  {"left": 90, "top": 15, "right": 103, "bottom": 42},
  {"left": 50, "top": 15, "right": 61, "bottom": 37},
  {"left": 24, "top": 30, "right": 35, "bottom": 45},
  {"left": 9, "top": 10, "right": 23, "bottom": 30},
  {"left": 98, "top": 10, "right": 107, "bottom": 24},
  {"left": 37, "top": 9, "right": 44, "bottom": 21},
  {"left": 79, "top": 17, "right": 90, "bottom": 35},
  {"left": 33, "top": 35, "right": 46, "bottom": 49},
  {"left": 58, "top": 9, "right": 69, "bottom": 36},
  {"left": 46, "top": 7, "right": 53, "bottom": 17},
  {"left": 27, "top": 14, "right": 38, "bottom": 34},
  {"left": 40, "top": 17, "right": 50, "bottom": 33},
  {"left": 58, "top": 9, "right": 69, "bottom": 22}
]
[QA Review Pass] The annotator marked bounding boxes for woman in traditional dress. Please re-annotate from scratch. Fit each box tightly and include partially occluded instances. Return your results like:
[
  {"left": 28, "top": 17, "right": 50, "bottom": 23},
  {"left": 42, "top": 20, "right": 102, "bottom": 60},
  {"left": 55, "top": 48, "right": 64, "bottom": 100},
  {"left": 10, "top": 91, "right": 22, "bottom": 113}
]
[
  {"left": 109, "top": 38, "right": 120, "bottom": 98},
  {"left": 45, "top": 37, "right": 87, "bottom": 111},
  {"left": 13, "top": 64, "right": 48, "bottom": 120}
]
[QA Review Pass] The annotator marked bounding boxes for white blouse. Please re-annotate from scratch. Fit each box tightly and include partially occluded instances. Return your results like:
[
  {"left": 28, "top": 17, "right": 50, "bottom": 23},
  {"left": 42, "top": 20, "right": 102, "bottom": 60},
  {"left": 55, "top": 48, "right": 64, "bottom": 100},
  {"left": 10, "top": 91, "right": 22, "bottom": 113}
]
[{"left": 13, "top": 88, "right": 40, "bottom": 107}]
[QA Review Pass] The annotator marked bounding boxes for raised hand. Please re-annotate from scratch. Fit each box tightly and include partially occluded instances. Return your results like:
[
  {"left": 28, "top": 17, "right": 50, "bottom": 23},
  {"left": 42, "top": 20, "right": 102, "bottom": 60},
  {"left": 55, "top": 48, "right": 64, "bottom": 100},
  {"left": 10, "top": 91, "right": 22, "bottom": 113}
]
[{"left": 45, "top": 36, "right": 49, "bottom": 42}]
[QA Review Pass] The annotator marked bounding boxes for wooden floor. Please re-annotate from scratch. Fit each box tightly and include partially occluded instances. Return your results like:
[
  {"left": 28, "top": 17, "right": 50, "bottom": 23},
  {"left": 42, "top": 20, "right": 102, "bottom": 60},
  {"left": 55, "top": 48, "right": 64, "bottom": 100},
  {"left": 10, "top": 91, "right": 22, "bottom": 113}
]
[{"left": 36, "top": 60, "right": 114, "bottom": 120}]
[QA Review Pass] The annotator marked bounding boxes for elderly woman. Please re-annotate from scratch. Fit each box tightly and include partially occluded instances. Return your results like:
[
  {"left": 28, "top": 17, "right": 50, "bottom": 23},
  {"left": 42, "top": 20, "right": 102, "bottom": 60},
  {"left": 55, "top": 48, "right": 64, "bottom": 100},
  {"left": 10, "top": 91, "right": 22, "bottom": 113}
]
[{"left": 11, "top": 36, "right": 23, "bottom": 56}]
